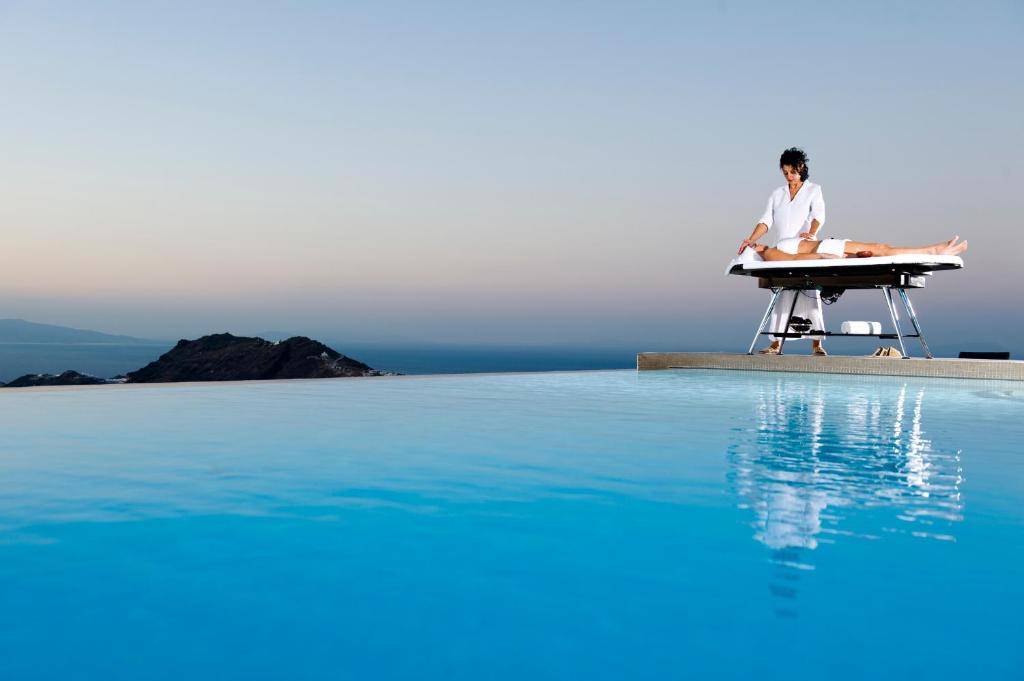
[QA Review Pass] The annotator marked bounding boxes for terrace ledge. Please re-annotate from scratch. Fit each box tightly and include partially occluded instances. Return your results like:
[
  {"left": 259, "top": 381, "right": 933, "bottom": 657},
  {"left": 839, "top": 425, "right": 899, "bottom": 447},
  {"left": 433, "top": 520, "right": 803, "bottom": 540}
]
[{"left": 636, "top": 352, "right": 1024, "bottom": 382}]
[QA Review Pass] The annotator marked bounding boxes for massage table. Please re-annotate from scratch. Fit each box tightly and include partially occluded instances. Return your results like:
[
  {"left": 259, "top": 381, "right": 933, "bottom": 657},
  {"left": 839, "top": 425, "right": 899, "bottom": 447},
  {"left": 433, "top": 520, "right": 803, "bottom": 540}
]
[{"left": 726, "top": 251, "right": 964, "bottom": 358}]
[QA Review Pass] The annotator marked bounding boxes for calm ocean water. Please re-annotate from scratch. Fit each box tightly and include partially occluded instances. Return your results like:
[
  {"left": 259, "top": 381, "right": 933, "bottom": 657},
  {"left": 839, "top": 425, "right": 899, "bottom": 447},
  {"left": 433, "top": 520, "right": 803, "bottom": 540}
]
[
  {"left": 1, "top": 340, "right": 1016, "bottom": 385},
  {"left": 0, "top": 343, "right": 173, "bottom": 383},
  {"left": 0, "top": 343, "right": 637, "bottom": 382},
  {"left": 0, "top": 370, "right": 1020, "bottom": 679}
]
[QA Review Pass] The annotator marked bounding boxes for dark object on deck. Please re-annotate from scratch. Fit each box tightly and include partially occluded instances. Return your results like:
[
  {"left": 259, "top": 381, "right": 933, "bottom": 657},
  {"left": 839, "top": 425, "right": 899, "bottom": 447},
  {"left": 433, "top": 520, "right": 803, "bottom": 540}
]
[
  {"left": 4, "top": 370, "right": 109, "bottom": 388},
  {"left": 958, "top": 351, "right": 1010, "bottom": 360},
  {"left": 126, "top": 333, "right": 382, "bottom": 383}
]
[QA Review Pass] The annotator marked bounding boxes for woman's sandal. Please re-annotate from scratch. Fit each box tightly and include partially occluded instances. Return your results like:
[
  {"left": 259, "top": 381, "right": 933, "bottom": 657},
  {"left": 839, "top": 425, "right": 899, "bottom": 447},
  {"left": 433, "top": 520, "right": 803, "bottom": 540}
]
[
  {"left": 812, "top": 346, "right": 828, "bottom": 356},
  {"left": 757, "top": 345, "right": 781, "bottom": 355}
]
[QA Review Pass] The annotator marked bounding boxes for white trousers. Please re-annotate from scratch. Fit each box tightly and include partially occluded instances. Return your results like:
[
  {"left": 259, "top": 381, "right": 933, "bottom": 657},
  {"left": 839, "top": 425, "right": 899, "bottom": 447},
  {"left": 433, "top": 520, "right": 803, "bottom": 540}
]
[{"left": 770, "top": 290, "right": 824, "bottom": 341}]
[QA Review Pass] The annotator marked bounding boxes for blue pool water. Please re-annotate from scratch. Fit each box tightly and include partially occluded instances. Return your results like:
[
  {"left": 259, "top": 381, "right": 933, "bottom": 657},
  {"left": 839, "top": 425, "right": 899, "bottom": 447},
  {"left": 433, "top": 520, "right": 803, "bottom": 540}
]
[{"left": 0, "top": 370, "right": 1021, "bottom": 679}]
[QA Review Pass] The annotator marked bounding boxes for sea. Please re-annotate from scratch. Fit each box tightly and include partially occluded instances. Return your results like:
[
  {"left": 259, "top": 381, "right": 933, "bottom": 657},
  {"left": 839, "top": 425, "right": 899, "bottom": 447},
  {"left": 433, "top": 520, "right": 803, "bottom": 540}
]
[
  {"left": 0, "top": 338, "right": 1016, "bottom": 384},
  {"left": 0, "top": 342, "right": 639, "bottom": 383}
]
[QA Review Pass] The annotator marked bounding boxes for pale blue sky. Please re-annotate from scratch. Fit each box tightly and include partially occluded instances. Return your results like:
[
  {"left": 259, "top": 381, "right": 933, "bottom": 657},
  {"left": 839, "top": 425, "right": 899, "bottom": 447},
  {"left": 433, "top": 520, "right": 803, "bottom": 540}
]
[{"left": 0, "top": 1, "right": 1021, "bottom": 349}]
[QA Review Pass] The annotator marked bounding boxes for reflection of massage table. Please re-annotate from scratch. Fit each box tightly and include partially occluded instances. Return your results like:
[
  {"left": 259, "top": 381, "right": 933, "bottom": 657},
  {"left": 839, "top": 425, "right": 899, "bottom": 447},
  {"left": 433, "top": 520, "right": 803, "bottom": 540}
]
[{"left": 726, "top": 251, "right": 964, "bottom": 358}]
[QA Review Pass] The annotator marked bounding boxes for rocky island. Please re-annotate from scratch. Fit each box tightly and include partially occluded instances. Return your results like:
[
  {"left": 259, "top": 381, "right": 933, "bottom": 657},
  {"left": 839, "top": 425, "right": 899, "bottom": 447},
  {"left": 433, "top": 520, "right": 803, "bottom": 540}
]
[
  {"left": 128, "top": 334, "right": 383, "bottom": 383},
  {"left": 4, "top": 370, "right": 111, "bottom": 388},
  {"left": 1, "top": 333, "right": 388, "bottom": 387}
]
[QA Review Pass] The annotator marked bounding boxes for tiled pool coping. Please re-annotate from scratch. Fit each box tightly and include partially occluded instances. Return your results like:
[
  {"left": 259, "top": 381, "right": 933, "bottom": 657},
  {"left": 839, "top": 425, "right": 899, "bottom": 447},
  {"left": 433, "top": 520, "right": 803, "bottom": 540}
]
[{"left": 637, "top": 352, "right": 1024, "bottom": 381}]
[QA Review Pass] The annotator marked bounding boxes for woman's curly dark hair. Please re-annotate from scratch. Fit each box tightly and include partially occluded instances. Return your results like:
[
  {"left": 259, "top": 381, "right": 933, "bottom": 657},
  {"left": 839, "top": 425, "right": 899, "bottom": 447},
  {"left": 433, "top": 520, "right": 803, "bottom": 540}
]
[{"left": 779, "top": 147, "right": 809, "bottom": 181}]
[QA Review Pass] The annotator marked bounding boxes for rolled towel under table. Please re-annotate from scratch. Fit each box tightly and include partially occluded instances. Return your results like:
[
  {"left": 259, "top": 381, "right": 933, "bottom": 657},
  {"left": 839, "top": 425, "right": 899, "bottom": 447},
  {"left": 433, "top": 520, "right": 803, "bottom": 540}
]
[{"left": 841, "top": 321, "right": 882, "bottom": 335}]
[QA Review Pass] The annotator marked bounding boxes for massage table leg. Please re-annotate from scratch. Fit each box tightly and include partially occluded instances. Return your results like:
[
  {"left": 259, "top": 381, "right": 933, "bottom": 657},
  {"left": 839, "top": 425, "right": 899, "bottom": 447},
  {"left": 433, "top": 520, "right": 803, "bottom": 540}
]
[
  {"left": 882, "top": 287, "right": 909, "bottom": 358},
  {"left": 777, "top": 289, "right": 800, "bottom": 355},
  {"left": 748, "top": 288, "right": 783, "bottom": 355},
  {"left": 897, "top": 288, "right": 933, "bottom": 359}
]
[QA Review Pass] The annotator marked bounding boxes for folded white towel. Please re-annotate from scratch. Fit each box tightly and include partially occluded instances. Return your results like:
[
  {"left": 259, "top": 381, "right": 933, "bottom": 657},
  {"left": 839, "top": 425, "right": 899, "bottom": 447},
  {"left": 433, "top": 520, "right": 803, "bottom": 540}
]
[
  {"left": 724, "top": 247, "right": 764, "bottom": 275},
  {"left": 841, "top": 321, "right": 882, "bottom": 335}
]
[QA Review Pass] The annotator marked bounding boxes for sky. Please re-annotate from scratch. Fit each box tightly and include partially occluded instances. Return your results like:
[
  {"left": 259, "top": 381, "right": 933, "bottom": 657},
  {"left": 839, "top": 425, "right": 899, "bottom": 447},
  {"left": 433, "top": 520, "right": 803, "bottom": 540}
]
[{"left": 0, "top": 1, "right": 1021, "bottom": 351}]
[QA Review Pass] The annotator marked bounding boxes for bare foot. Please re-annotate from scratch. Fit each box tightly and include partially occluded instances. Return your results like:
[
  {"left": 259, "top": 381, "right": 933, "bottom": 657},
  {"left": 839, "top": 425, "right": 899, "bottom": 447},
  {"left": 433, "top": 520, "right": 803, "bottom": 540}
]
[
  {"left": 923, "top": 236, "right": 957, "bottom": 255},
  {"left": 944, "top": 240, "right": 968, "bottom": 256},
  {"left": 939, "top": 238, "right": 968, "bottom": 256}
]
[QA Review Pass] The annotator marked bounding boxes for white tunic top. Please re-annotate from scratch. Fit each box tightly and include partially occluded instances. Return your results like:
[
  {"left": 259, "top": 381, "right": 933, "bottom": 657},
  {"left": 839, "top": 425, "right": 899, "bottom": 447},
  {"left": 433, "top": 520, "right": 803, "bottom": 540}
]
[
  {"left": 759, "top": 181, "right": 826, "bottom": 247},
  {"left": 756, "top": 181, "right": 827, "bottom": 341}
]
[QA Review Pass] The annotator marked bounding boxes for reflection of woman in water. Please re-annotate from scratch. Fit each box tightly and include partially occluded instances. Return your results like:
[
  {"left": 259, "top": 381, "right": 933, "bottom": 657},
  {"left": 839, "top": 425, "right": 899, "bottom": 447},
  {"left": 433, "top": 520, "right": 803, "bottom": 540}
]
[
  {"left": 727, "top": 378, "right": 965, "bottom": 618},
  {"left": 729, "top": 379, "right": 962, "bottom": 553}
]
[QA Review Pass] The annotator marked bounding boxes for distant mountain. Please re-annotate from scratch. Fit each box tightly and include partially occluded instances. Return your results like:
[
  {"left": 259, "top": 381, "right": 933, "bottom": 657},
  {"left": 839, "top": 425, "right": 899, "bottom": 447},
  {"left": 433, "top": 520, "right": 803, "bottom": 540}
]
[
  {"left": 127, "top": 333, "right": 384, "bottom": 383},
  {"left": 0, "top": 319, "right": 161, "bottom": 345},
  {"left": 4, "top": 370, "right": 111, "bottom": 388}
]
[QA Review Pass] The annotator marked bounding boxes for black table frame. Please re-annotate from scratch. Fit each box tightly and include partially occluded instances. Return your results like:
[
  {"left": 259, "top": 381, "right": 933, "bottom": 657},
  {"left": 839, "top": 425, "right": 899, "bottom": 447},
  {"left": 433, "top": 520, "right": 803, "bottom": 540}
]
[{"left": 730, "top": 266, "right": 957, "bottom": 358}]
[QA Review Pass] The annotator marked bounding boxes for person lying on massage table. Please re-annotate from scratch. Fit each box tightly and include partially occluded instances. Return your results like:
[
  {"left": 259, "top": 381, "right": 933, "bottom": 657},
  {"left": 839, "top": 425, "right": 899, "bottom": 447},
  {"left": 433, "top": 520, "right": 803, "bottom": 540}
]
[{"left": 753, "top": 235, "right": 968, "bottom": 261}]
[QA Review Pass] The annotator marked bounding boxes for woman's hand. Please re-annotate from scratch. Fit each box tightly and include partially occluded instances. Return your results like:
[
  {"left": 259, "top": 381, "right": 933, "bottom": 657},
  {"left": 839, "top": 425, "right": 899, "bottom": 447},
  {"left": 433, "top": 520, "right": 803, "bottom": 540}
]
[
  {"left": 799, "top": 232, "right": 818, "bottom": 240},
  {"left": 737, "top": 239, "right": 757, "bottom": 255}
]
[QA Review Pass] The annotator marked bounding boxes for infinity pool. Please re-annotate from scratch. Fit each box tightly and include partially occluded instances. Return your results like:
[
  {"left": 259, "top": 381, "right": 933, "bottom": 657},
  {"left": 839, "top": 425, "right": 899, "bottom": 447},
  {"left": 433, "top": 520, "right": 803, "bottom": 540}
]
[{"left": 0, "top": 370, "right": 1020, "bottom": 679}]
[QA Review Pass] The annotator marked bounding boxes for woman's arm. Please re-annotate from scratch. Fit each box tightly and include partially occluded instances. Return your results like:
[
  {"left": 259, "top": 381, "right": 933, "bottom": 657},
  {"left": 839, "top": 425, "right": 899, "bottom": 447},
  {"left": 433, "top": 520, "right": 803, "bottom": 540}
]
[
  {"left": 800, "top": 187, "right": 826, "bottom": 239},
  {"left": 738, "top": 193, "right": 777, "bottom": 254},
  {"left": 799, "top": 218, "right": 821, "bottom": 240},
  {"left": 738, "top": 222, "right": 769, "bottom": 254}
]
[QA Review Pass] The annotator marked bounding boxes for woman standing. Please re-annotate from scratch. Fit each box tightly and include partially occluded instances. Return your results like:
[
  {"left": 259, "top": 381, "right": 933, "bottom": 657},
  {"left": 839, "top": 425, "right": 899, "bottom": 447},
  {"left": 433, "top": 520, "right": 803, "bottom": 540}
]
[{"left": 737, "top": 147, "right": 827, "bottom": 355}]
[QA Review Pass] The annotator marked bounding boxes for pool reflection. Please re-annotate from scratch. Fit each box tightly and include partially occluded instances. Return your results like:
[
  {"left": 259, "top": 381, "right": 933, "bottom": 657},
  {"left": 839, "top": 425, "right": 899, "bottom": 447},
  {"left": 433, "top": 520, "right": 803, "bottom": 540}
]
[{"left": 727, "top": 378, "right": 964, "bottom": 614}]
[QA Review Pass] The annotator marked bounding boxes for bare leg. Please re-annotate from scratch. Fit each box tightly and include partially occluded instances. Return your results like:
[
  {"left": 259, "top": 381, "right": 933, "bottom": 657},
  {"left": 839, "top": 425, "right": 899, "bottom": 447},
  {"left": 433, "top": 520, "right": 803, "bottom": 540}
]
[{"left": 841, "top": 236, "right": 968, "bottom": 257}]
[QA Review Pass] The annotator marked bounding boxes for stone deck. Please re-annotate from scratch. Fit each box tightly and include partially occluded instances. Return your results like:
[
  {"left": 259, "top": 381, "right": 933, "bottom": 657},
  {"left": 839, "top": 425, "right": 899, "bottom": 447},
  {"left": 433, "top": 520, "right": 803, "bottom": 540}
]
[{"left": 636, "top": 352, "right": 1024, "bottom": 381}]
